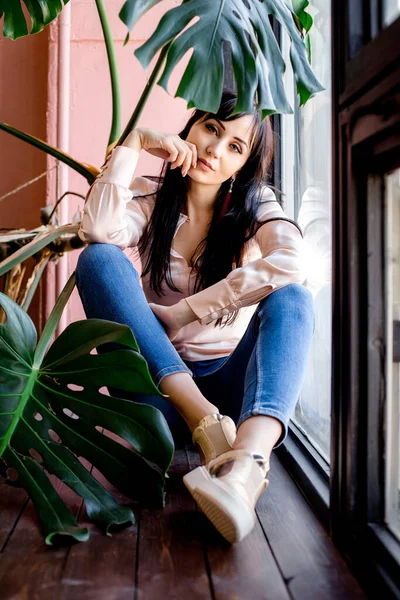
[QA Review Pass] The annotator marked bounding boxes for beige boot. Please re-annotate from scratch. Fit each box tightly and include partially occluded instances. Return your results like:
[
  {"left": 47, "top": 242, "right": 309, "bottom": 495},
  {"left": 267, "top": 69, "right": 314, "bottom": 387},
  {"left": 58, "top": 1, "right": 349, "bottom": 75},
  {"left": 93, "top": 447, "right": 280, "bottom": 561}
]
[
  {"left": 192, "top": 414, "right": 236, "bottom": 466},
  {"left": 183, "top": 449, "right": 270, "bottom": 544}
]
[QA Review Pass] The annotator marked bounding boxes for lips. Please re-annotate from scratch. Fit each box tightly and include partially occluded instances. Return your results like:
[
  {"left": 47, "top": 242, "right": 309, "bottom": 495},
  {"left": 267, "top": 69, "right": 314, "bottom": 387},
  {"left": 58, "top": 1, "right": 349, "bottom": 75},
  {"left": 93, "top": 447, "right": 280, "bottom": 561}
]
[{"left": 198, "top": 158, "right": 214, "bottom": 171}]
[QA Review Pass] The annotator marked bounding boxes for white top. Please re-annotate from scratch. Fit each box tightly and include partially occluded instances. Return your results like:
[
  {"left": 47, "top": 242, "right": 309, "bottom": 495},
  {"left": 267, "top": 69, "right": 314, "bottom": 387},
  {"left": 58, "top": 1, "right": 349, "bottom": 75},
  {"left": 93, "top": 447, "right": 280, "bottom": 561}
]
[{"left": 78, "top": 145, "right": 307, "bottom": 361}]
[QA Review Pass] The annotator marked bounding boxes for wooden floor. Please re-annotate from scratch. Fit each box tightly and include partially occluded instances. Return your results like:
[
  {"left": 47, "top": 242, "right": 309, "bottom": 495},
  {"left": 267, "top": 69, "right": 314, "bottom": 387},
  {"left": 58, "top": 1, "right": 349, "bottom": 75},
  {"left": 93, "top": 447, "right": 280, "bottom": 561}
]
[{"left": 0, "top": 446, "right": 367, "bottom": 600}]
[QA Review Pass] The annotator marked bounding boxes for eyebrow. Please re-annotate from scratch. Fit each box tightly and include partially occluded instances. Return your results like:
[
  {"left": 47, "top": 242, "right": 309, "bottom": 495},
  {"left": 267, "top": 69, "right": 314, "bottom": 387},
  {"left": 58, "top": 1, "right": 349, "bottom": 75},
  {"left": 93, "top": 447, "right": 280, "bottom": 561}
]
[{"left": 213, "top": 118, "right": 249, "bottom": 149}]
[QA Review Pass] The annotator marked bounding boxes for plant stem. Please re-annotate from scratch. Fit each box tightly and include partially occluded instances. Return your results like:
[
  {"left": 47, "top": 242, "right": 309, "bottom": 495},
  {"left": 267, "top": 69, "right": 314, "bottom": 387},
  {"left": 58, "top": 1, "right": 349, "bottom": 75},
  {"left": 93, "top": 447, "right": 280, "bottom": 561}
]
[
  {"left": 33, "top": 272, "right": 77, "bottom": 368},
  {"left": 94, "top": 0, "right": 122, "bottom": 149},
  {"left": 0, "top": 123, "right": 97, "bottom": 184},
  {"left": 117, "top": 42, "right": 172, "bottom": 146},
  {"left": 21, "top": 252, "right": 52, "bottom": 312}
]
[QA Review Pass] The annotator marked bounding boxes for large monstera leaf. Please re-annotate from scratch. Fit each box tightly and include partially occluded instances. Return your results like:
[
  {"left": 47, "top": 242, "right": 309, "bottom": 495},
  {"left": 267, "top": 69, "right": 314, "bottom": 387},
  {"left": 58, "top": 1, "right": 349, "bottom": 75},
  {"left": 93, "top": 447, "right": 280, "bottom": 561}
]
[
  {"left": 0, "top": 274, "right": 174, "bottom": 545},
  {"left": 120, "top": 0, "right": 324, "bottom": 116},
  {"left": 0, "top": 0, "right": 70, "bottom": 40}
]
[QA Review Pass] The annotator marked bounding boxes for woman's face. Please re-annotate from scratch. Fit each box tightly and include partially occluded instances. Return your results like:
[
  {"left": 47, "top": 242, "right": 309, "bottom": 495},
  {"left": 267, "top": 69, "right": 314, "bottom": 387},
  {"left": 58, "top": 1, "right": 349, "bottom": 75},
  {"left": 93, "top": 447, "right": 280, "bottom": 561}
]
[{"left": 185, "top": 113, "right": 254, "bottom": 186}]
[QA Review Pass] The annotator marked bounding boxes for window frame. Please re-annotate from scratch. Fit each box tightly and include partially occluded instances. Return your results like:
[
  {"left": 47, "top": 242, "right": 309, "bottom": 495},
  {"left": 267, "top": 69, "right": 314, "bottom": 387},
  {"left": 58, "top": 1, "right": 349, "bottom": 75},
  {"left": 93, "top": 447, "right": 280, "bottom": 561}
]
[
  {"left": 331, "top": 3, "right": 400, "bottom": 596},
  {"left": 276, "top": 3, "right": 400, "bottom": 596},
  {"left": 275, "top": 2, "right": 332, "bottom": 533}
]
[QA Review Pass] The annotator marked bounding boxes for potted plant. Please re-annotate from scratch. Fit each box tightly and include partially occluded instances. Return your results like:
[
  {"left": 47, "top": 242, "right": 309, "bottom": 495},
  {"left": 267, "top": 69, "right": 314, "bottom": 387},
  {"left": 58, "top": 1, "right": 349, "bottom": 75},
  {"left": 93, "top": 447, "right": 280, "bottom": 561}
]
[{"left": 0, "top": 0, "right": 324, "bottom": 544}]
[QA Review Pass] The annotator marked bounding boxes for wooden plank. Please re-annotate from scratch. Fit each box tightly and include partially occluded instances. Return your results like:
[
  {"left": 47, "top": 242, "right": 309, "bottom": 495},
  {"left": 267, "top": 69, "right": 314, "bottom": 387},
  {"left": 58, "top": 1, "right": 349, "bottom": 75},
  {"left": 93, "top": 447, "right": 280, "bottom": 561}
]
[
  {"left": 59, "top": 465, "right": 138, "bottom": 600},
  {"left": 0, "top": 473, "right": 82, "bottom": 600},
  {"left": 0, "top": 484, "right": 28, "bottom": 549},
  {"left": 186, "top": 448, "right": 291, "bottom": 600},
  {"left": 0, "top": 455, "right": 136, "bottom": 600},
  {"left": 257, "top": 455, "right": 367, "bottom": 600},
  {"left": 136, "top": 447, "right": 212, "bottom": 600},
  {"left": 0, "top": 441, "right": 369, "bottom": 600},
  {"left": 0, "top": 430, "right": 143, "bottom": 599}
]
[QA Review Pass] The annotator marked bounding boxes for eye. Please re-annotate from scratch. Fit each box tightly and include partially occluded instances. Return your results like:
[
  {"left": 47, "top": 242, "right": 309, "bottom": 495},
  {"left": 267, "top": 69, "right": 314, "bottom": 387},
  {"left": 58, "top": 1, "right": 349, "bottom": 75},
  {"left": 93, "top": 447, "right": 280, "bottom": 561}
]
[
  {"left": 206, "top": 123, "right": 217, "bottom": 134},
  {"left": 205, "top": 122, "right": 242, "bottom": 153}
]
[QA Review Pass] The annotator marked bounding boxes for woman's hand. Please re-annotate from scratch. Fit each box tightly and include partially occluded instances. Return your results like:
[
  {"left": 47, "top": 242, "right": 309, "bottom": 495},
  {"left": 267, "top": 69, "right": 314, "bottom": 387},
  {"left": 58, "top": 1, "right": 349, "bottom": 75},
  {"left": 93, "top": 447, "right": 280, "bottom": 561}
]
[
  {"left": 149, "top": 303, "right": 182, "bottom": 341},
  {"left": 149, "top": 300, "right": 198, "bottom": 341},
  {"left": 124, "top": 128, "right": 198, "bottom": 177}
]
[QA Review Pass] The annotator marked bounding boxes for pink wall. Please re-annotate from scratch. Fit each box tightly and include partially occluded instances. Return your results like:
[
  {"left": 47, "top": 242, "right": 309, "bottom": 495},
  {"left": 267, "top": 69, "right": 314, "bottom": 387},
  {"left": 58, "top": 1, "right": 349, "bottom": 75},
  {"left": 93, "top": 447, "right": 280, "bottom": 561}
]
[
  {"left": 0, "top": 31, "right": 49, "bottom": 333},
  {"left": 1, "top": 1, "right": 191, "bottom": 334}
]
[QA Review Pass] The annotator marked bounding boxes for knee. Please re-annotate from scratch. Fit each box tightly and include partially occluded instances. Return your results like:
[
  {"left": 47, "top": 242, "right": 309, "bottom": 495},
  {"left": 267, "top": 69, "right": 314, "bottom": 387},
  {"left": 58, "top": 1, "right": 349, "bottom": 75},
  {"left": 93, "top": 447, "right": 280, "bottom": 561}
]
[
  {"left": 76, "top": 243, "right": 124, "bottom": 275},
  {"left": 76, "top": 243, "right": 135, "bottom": 286},
  {"left": 259, "top": 283, "right": 315, "bottom": 320},
  {"left": 284, "top": 283, "right": 314, "bottom": 306}
]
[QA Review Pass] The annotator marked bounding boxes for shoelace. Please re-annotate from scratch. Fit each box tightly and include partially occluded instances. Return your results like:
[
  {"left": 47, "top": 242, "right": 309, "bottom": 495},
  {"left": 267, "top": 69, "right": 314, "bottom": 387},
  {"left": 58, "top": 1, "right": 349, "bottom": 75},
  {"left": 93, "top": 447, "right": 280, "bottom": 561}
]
[
  {"left": 252, "top": 453, "right": 270, "bottom": 479},
  {"left": 209, "top": 451, "right": 270, "bottom": 479}
]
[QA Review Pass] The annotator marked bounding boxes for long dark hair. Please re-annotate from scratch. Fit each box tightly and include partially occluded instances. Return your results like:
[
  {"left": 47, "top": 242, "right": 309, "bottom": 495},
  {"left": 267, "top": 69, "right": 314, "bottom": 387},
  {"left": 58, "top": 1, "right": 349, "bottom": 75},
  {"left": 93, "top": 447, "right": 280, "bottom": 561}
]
[{"left": 138, "top": 90, "right": 276, "bottom": 327}]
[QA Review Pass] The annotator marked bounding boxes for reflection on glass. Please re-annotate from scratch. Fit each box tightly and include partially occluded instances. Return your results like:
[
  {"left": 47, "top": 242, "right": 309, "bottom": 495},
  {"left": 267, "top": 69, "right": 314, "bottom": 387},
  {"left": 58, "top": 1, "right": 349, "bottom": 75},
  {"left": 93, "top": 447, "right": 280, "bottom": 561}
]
[
  {"left": 281, "top": 0, "right": 332, "bottom": 462},
  {"left": 384, "top": 168, "right": 400, "bottom": 542},
  {"left": 383, "top": 0, "right": 400, "bottom": 27}
]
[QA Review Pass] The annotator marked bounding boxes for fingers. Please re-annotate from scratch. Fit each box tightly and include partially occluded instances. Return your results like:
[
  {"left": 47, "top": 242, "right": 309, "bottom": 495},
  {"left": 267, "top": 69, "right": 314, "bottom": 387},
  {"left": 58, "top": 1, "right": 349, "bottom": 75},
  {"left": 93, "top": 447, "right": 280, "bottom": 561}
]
[
  {"left": 168, "top": 138, "right": 189, "bottom": 171},
  {"left": 165, "top": 136, "right": 197, "bottom": 176},
  {"left": 180, "top": 150, "right": 192, "bottom": 177},
  {"left": 183, "top": 142, "right": 198, "bottom": 175},
  {"left": 164, "top": 139, "right": 180, "bottom": 165},
  {"left": 139, "top": 129, "right": 199, "bottom": 177}
]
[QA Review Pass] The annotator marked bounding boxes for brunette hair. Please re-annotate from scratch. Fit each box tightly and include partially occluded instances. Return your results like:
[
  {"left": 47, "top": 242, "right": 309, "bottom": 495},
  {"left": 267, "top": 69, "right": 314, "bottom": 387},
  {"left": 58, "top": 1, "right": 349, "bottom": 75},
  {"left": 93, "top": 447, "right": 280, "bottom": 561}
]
[{"left": 137, "top": 90, "right": 278, "bottom": 327}]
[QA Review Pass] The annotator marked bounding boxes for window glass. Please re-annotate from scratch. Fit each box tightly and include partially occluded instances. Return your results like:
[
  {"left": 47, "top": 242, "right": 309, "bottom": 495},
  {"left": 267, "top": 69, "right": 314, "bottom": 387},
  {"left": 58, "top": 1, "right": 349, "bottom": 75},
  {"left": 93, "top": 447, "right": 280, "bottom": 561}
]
[
  {"left": 383, "top": 0, "right": 400, "bottom": 28},
  {"left": 348, "top": 0, "right": 399, "bottom": 57},
  {"left": 281, "top": 0, "right": 332, "bottom": 462},
  {"left": 384, "top": 167, "right": 400, "bottom": 542}
]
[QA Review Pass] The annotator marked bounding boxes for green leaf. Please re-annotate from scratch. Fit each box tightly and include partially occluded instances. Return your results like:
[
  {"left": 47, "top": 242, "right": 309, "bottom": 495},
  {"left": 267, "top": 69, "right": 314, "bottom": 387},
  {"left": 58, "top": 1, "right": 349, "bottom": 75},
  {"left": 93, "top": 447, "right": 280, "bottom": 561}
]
[
  {"left": 0, "top": 224, "right": 80, "bottom": 278},
  {"left": 0, "top": 231, "right": 38, "bottom": 243},
  {"left": 0, "top": 123, "right": 98, "bottom": 185},
  {"left": 305, "top": 32, "right": 311, "bottom": 64},
  {"left": 291, "top": 0, "right": 313, "bottom": 33},
  {"left": 21, "top": 252, "right": 52, "bottom": 312},
  {"left": 0, "top": 289, "right": 174, "bottom": 545},
  {"left": 33, "top": 270, "right": 77, "bottom": 365},
  {"left": 127, "top": 0, "right": 324, "bottom": 115},
  {"left": 44, "top": 320, "right": 139, "bottom": 367},
  {"left": 0, "top": 0, "right": 70, "bottom": 40},
  {"left": 119, "top": 0, "right": 161, "bottom": 45}
]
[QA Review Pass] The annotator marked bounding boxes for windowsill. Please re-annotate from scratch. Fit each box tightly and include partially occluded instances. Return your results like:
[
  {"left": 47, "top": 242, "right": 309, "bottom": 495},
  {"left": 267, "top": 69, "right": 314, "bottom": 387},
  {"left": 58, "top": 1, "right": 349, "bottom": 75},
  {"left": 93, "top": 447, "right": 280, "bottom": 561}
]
[{"left": 275, "top": 421, "right": 330, "bottom": 531}]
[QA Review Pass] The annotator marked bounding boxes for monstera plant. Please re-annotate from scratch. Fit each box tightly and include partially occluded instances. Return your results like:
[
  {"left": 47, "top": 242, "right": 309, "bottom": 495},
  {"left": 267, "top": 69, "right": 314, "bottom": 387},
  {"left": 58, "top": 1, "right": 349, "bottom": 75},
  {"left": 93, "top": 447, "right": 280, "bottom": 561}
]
[
  {"left": 0, "top": 274, "right": 174, "bottom": 544},
  {"left": 0, "top": 0, "right": 324, "bottom": 543},
  {"left": 0, "top": 0, "right": 323, "bottom": 304}
]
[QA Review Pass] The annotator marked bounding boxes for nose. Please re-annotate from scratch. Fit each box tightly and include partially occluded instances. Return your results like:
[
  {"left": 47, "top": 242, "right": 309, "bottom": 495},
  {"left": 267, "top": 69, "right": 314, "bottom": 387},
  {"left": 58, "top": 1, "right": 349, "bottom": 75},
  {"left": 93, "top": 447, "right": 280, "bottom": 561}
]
[{"left": 206, "top": 139, "right": 224, "bottom": 158}]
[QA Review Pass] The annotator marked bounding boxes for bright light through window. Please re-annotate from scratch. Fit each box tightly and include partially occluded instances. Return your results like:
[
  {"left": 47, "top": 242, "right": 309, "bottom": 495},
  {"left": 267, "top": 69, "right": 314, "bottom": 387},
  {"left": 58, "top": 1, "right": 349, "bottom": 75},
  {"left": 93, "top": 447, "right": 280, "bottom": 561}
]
[
  {"left": 281, "top": 1, "right": 332, "bottom": 462},
  {"left": 384, "top": 167, "right": 400, "bottom": 542},
  {"left": 383, "top": 0, "right": 400, "bottom": 27}
]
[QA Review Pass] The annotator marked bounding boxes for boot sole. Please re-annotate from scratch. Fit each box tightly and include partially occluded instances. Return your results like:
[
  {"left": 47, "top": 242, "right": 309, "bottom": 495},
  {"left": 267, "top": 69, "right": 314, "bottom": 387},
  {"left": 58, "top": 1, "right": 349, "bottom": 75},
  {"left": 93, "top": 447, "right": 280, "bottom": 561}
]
[{"left": 183, "top": 466, "right": 267, "bottom": 544}]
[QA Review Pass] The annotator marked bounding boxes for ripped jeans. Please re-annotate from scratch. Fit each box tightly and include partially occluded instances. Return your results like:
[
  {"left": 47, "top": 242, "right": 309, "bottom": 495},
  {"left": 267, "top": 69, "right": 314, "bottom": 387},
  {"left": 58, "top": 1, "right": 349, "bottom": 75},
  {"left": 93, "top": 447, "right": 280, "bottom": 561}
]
[{"left": 75, "top": 243, "right": 315, "bottom": 448}]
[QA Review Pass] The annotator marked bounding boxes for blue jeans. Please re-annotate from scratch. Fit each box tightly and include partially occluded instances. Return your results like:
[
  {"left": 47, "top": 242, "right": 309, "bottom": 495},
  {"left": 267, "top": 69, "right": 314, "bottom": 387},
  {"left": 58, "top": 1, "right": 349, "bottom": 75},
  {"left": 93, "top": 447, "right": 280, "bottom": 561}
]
[{"left": 75, "top": 244, "right": 315, "bottom": 449}]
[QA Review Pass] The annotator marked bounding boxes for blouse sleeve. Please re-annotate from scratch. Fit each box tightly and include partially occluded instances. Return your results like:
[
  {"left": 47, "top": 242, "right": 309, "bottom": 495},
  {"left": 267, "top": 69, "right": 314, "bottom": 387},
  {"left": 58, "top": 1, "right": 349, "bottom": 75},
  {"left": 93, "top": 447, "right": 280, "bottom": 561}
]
[
  {"left": 77, "top": 145, "right": 157, "bottom": 249},
  {"left": 184, "top": 190, "right": 307, "bottom": 325}
]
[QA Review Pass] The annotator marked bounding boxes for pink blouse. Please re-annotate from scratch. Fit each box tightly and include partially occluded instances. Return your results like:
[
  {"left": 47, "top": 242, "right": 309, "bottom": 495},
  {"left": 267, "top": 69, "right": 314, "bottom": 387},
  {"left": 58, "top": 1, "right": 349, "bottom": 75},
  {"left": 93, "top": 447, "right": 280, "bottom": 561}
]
[{"left": 78, "top": 145, "right": 307, "bottom": 361}]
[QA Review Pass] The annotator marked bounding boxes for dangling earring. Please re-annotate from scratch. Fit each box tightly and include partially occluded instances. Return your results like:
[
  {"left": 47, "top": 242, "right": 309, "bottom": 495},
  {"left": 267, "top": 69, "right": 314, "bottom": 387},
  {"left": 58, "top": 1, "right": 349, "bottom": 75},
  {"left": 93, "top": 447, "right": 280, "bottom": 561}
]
[{"left": 218, "top": 177, "right": 235, "bottom": 223}]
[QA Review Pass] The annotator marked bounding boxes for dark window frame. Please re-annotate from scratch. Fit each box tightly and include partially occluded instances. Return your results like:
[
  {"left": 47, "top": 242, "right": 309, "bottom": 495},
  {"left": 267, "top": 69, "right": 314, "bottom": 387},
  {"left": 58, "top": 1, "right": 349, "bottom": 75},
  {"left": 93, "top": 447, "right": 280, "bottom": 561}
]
[
  {"left": 332, "top": 96, "right": 400, "bottom": 599},
  {"left": 334, "top": 2, "right": 400, "bottom": 596}
]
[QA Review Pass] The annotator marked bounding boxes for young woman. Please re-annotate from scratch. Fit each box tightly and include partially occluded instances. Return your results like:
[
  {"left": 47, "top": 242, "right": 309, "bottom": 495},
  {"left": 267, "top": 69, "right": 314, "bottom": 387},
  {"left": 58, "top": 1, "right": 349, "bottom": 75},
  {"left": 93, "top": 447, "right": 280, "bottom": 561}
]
[{"left": 75, "top": 90, "right": 315, "bottom": 544}]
